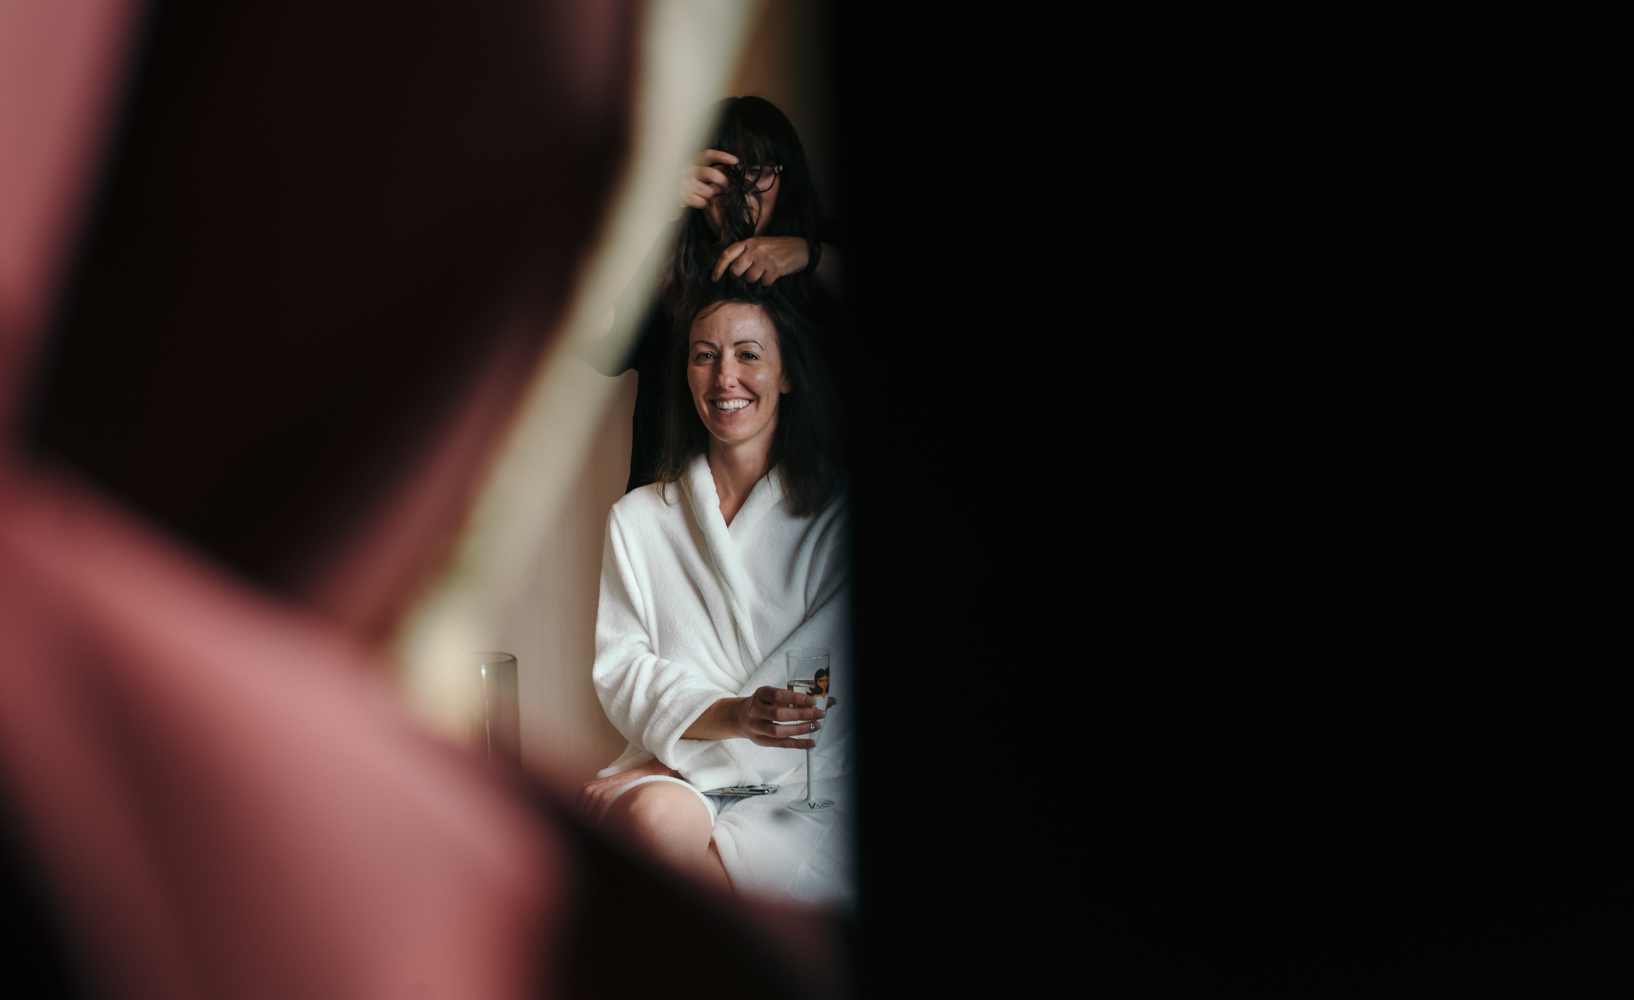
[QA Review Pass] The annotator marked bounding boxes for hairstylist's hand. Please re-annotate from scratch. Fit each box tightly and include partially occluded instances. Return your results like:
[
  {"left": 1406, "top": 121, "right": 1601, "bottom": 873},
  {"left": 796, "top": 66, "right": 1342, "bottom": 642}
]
[
  {"left": 738, "top": 686, "right": 825, "bottom": 749},
  {"left": 679, "top": 149, "right": 738, "bottom": 210},
  {"left": 711, "top": 236, "right": 811, "bottom": 286}
]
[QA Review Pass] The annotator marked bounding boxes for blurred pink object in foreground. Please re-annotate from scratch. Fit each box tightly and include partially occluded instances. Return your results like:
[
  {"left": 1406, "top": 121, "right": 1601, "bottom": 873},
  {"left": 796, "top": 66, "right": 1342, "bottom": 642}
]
[
  {"left": 0, "top": 3, "right": 561, "bottom": 997},
  {"left": 0, "top": 465, "right": 560, "bottom": 999},
  {"left": 0, "top": 2, "right": 838, "bottom": 998}
]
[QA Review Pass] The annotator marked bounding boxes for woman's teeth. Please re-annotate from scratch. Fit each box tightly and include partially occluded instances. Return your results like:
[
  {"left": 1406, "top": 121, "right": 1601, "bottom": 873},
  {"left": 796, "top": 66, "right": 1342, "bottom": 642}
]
[{"left": 713, "top": 399, "right": 749, "bottom": 411}]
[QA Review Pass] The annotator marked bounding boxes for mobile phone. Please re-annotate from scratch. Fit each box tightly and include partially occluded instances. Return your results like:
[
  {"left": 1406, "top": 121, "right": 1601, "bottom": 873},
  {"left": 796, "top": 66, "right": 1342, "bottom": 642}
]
[{"left": 703, "top": 784, "right": 780, "bottom": 797}]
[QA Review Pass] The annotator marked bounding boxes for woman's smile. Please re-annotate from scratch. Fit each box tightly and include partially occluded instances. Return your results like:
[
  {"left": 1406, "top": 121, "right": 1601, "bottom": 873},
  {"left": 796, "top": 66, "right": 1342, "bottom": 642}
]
[{"left": 705, "top": 394, "right": 759, "bottom": 429}]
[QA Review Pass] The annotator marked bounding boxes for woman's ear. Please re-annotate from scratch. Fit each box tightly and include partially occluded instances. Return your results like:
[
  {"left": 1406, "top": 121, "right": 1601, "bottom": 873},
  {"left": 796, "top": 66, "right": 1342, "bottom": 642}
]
[{"left": 779, "top": 372, "right": 791, "bottom": 394}]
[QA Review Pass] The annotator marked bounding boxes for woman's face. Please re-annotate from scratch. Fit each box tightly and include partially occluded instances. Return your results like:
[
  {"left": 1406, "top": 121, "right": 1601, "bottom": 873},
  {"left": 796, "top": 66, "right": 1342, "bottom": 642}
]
[
  {"left": 687, "top": 302, "right": 789, "bottom": 450},
  {"left": 704, "top": 172, "right": 779, "bottom": 239}
]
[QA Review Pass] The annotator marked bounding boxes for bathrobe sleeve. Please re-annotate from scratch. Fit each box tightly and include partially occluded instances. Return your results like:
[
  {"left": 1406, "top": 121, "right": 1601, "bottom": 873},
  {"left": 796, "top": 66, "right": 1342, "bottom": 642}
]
[{"left": 592, "top": 508, "right": 732, "bottom": 770}]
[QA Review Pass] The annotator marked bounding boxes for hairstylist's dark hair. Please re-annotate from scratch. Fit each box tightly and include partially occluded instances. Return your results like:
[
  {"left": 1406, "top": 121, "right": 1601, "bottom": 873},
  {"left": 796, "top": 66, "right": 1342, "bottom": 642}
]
[
  {"left": 653, "top": 286, "right": 843, "bottom": 518},
  {"left": 662, "top": 97, "right": 824, "bottom": 321}
]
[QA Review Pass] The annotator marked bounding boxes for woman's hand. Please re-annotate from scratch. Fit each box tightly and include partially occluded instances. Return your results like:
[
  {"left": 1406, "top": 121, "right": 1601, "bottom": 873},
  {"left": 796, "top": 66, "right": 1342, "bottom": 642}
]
[
  {"left": 711, "top": 236, "right": 811, "bottom": 286},
  {"left": 577, "top": 757, "right": 680, "bottom": 818},
  {"left": 682, "top": 688, "right": 826, "bottom": 748},
  {"left": 680, "top": 149, "right": 738, "bottom": 210},
  {"left": 738, "top": 686, "right": 826, "bottom": 748}
]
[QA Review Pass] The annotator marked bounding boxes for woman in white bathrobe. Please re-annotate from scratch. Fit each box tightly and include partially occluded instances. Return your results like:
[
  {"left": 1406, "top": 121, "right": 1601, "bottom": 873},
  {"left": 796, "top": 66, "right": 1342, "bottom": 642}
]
[{"left": 580, "top": 290, "right": 852, "bottom": 905}]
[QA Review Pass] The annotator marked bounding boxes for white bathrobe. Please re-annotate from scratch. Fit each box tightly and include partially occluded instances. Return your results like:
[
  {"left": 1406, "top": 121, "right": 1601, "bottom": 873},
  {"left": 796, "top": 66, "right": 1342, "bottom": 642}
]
[{"left": 593, "top": 454, "right": 853, "bottom": 905}]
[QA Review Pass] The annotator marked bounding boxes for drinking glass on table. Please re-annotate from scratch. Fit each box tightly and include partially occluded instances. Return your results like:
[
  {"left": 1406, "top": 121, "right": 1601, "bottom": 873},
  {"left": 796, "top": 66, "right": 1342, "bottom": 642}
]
[{"left": 785, "top": 648, "right": 834, "bottom": 813}]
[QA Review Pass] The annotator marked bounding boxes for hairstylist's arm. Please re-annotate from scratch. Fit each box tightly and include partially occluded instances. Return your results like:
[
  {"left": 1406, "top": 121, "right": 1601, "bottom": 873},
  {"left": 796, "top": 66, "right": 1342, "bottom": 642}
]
[
  {"left": 680, "top": 149, "right": 738, "bottom": 210},
  {"left": 712, "top": 239, "right": 841, "bottom": 293},
  {"left": 710, "top": 237, "right": 816, "bottom": 286}
]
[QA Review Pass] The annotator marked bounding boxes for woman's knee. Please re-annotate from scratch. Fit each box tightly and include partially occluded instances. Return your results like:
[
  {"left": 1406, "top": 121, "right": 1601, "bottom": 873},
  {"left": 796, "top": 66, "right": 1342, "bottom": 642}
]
[{"left": 610, "top": 783, "right": 712, "bottom": 847}]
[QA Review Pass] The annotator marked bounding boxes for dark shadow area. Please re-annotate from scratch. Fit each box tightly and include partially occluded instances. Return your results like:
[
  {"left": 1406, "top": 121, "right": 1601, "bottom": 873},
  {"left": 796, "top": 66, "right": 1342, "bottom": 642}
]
[
  {"left": 829, "top": 9, "right": 1621, "bottom": 992},
  {"left": 26, "top": 0, "right": 630, "bottom": 608},
  {"left": 0, "top": 803, "right": 83, "bottom": 1000}
]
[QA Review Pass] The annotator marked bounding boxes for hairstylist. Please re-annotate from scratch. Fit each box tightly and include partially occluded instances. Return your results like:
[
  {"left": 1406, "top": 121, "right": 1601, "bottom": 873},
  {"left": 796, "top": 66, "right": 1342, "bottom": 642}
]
[{"left": 584, "top": 96, "right": 840, "bottom": 494}]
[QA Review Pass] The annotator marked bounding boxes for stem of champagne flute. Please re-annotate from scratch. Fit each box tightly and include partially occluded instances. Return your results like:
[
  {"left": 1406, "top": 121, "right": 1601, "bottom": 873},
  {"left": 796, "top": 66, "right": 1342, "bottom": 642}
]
[{"left": 805, "top": 747, "right": 813, "bottom": 805}]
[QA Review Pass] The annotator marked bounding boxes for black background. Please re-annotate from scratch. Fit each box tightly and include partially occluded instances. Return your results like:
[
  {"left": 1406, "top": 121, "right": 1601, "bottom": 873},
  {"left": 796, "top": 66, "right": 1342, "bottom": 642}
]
[{"left": 830, "top": 9, "right": 1622, "bottom": 993}]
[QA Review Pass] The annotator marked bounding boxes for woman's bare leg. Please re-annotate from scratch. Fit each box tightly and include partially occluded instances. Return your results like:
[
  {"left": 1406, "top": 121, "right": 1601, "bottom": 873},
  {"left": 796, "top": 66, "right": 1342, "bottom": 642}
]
[{"left": 604, "top": 782, "right": 730, "bottom": 891}]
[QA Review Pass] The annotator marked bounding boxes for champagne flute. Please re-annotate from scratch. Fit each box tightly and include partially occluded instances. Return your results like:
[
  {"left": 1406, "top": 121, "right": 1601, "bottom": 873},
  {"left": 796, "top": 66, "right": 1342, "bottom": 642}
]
[{"left": 785, "top": 648, "right": 834, "bottom": 812}]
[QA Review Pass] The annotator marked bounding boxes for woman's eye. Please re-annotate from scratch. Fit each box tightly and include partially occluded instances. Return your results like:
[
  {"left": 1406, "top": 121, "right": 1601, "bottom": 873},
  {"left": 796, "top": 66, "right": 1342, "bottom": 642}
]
[
  {"left": 740, "top": 352, "right": 758, "bottom": 361},
  {"left": 694, "top": 351, "right": 715, "bottom": 362}
]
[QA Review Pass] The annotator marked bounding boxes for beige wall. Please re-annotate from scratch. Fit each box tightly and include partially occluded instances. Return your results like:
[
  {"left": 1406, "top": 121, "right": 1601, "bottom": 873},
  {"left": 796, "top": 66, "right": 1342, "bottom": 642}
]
[{"left": 492, "top": 370, "right": 637, "bottom": 786}]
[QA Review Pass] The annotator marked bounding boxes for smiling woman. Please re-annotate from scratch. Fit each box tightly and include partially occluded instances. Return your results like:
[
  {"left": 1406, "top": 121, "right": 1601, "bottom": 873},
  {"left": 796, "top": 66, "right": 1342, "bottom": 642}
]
[
  {"left": 579, "top": 289, "right": 852, "bottom": 903},
  {"left": 684, "top": 301, "right": 790, "bottom": 525},
  {"left": 657, "top": 291, "right": 842, "bottom": 520}
]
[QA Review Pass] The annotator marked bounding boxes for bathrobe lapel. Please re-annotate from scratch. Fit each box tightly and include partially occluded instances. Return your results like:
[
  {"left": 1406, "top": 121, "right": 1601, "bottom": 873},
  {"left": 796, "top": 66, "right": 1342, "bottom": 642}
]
[{"left": 683, "top": 456, "right": 766, "bottom": 675}]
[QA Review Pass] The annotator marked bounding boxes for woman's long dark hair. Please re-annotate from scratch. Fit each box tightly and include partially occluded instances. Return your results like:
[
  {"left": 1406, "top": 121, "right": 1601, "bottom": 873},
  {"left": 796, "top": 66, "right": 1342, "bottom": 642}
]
[
  {"left": 652, "top": 287, "right": 843, "bottom": 518},
  {"left": 662, "top": 97, "right": 824, "bottom": 322}
]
